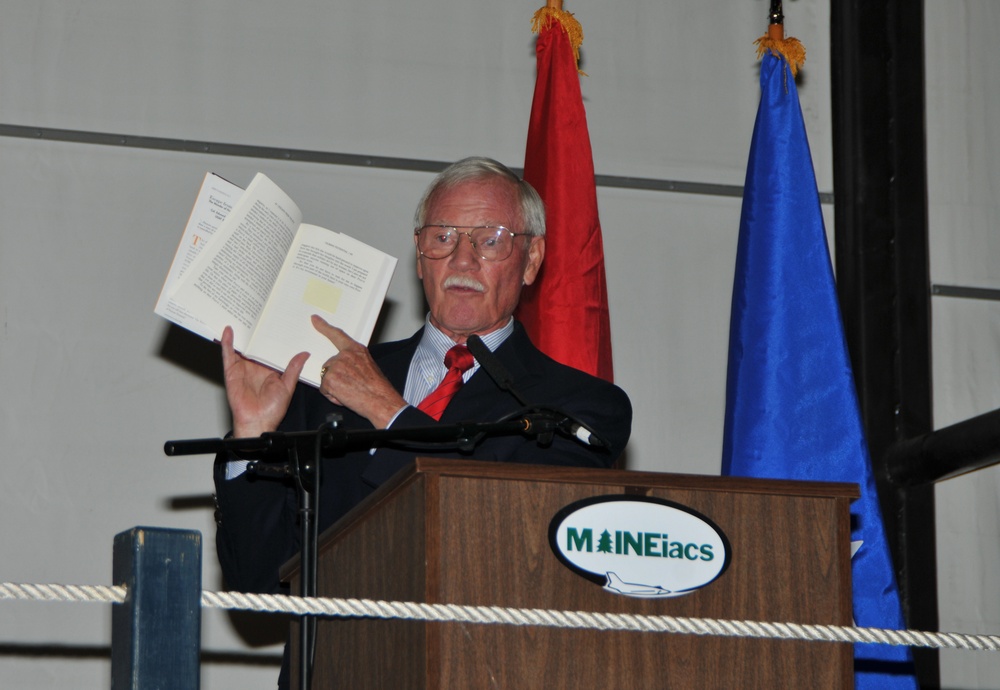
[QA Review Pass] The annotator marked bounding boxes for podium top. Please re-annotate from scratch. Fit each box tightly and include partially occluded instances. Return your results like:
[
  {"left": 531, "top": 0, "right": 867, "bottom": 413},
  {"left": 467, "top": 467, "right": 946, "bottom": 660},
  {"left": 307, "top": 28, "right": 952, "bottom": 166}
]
[
  {"left": 282, "top": 456, "right": 859, "bottom": 584},
  {"left": 399, "top": 457, "right": 860, "bottom": 500}
]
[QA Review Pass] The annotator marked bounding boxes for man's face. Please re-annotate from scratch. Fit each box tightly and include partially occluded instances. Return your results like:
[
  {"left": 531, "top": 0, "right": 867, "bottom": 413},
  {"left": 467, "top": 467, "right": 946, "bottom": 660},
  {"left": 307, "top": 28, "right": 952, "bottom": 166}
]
[{"left": 416, "top": 178, "right": 544, "bottom": 343}]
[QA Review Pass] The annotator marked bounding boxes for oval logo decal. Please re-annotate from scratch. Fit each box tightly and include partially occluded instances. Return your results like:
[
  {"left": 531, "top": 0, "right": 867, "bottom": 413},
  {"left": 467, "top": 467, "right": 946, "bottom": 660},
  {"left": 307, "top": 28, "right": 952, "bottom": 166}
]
[{"left": 549, "top": 496, "right": 731, "bottom": 598}]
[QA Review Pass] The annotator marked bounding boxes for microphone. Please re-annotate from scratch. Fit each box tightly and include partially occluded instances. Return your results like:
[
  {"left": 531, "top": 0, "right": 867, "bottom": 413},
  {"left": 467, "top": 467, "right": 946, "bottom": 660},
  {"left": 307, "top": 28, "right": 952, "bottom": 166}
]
[
  {"left": 465, "top": 335, "right": 607, "bottom": 448},
  {"left": 561, "top": 419, "right": 606, "bottom": 448}
]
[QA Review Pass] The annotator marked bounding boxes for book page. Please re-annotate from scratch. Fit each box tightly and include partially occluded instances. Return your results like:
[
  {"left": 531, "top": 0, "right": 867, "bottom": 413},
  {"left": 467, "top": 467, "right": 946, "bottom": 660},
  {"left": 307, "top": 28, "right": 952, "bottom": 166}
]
[
  {"left": 246, "top": 223, "right": 398, "bottom": 387},
  {"left": 153, "top": 173, "right": 243, "bottom": 340},
  {"left": 164, "top": 173, "right": 303, "bottom": 349}
]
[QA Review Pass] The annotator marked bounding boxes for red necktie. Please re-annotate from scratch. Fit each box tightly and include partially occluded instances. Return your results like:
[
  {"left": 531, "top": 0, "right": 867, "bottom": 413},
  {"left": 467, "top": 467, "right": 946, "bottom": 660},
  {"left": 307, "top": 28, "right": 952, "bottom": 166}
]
[{"left": 417, "top": 345, "right": 476, "bottom": 420}]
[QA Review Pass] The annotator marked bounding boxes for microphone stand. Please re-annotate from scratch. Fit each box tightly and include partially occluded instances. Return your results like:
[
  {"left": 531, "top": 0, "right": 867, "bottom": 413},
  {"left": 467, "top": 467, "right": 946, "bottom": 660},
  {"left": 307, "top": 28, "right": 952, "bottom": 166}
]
[{"left": 164, "top": 414, "right": 559, "bottom": 689}]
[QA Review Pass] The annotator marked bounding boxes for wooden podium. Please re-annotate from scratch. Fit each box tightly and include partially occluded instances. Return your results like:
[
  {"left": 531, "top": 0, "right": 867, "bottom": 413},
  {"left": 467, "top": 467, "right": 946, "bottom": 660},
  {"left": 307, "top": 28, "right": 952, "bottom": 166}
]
[{"left": 284, "top": 459, "right": 858, "bottom": 689}]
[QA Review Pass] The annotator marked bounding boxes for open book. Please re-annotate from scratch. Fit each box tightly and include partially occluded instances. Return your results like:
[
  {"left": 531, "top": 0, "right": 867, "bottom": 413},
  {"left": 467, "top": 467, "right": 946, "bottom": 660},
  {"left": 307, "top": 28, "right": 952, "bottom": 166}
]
[{"left": 155, "top": 172, "right": 398, "bottom": 387}]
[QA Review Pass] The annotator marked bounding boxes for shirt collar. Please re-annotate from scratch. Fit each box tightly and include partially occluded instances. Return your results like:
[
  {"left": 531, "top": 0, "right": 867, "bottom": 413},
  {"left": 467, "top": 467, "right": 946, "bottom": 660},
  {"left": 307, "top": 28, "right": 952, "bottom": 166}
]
[{"left": 415, "top": 315, "right": 514, "bottom": 371}]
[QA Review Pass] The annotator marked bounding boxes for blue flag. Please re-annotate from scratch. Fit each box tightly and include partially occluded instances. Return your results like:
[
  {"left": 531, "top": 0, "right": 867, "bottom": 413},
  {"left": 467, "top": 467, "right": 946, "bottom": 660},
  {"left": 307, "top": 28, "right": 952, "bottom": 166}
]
[{"left": 721, "top": 51, "right": 917, "bottom": 688}]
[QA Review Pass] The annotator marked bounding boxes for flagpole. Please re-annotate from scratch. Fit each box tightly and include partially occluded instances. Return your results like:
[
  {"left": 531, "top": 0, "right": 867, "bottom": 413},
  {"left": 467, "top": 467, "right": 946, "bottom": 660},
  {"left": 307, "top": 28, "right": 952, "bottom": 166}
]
[
  {"left": 768, "top": 0, "right": 785, "bottom": 30},
  {"left": 768, "top": 0, "right": 784, "bottom": 36}
]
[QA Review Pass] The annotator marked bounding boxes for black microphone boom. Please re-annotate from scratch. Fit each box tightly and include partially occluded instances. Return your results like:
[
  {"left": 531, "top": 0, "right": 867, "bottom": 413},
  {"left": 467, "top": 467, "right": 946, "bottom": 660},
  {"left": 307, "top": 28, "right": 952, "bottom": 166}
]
[
  {"left": 465, "top": 334, "right": 607, "bottom": 448},
  {"left": 466, "top": 335, "right": 527, "bottom": 406}
]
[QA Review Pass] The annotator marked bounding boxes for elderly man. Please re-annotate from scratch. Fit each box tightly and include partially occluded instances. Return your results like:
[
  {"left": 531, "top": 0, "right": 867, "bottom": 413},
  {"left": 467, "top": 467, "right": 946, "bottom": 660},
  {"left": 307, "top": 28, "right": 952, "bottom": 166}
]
[{"left": 214, "top": 156, "right": 632, "bottom": 599}]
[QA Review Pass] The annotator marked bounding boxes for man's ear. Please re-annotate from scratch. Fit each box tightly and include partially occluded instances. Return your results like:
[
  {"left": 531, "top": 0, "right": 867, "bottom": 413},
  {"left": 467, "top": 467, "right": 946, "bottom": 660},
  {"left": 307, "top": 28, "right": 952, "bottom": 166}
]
[{"left": 521, "top": 236, "right": 545, "bottom": 286}]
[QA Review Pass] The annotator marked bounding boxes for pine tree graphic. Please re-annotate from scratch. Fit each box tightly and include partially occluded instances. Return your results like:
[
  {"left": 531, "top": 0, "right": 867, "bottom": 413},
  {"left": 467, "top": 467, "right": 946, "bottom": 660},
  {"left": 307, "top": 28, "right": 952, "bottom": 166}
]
[{"left": 596, "top": 529, "right": 613, "bottom": 554}]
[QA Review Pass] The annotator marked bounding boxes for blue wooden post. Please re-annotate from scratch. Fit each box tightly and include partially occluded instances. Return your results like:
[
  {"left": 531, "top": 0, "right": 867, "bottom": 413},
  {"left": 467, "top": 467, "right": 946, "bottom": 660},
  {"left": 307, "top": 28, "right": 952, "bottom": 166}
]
[{"left": 112, "top": 527, "right": 202, "bottom": 689}]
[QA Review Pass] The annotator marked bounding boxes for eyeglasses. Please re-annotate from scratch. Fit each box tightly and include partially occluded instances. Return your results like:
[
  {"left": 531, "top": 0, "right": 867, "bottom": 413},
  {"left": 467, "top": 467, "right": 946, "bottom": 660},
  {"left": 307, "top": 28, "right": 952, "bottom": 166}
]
[{"left": 415, "top": 225, "right": 532, "bottom": 262}]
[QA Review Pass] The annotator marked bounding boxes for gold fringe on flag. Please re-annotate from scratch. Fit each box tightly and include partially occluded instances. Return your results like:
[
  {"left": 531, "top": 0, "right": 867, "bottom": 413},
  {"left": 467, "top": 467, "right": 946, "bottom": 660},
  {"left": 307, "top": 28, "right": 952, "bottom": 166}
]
[
  {"left": 531, "top": 5, "right": 585, "bottom": 74},
  {"left": 754, "top": 34, "right": 806, "bottom": 77}
]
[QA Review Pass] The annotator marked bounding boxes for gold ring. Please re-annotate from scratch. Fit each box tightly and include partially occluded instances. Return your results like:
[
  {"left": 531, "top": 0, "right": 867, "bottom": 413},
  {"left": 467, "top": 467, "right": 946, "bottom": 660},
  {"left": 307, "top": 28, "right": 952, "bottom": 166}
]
[{"left": 320, "top": 365, "right": 328, "bottom": 379}]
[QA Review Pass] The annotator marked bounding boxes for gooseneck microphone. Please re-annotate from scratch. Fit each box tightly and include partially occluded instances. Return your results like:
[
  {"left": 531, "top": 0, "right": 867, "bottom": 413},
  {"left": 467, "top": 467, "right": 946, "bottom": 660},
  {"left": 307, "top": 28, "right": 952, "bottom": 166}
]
[
  {"left": 465, "top": 335, "right": 528, "bottom": 406},
  {"left": 465, "top": 335, "right": 607, "bottom": 448}
]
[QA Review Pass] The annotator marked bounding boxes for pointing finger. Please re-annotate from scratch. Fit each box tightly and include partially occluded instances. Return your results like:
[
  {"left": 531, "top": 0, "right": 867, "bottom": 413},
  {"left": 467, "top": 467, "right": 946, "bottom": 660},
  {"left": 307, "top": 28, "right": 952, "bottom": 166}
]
[{"left": 311, "top": 315, "right": 361, "bottom": 351}]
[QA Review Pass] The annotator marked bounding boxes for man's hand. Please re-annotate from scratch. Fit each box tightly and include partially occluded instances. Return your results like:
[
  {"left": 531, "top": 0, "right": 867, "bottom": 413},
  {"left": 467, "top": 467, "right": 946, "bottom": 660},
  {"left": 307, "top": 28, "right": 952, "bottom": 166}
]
[
  {"left": 221, "top": 326, "right": 309, "bottom": 438},
  {"left": 312, "top": 315, "right": 407, "bottom": 428}
]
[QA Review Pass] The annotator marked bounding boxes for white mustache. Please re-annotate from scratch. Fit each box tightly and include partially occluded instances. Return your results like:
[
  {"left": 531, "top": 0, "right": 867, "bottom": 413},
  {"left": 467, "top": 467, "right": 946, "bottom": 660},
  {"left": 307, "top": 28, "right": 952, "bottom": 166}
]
[{"left": 443, "top": 275, "right": 486, "bottom": 292}]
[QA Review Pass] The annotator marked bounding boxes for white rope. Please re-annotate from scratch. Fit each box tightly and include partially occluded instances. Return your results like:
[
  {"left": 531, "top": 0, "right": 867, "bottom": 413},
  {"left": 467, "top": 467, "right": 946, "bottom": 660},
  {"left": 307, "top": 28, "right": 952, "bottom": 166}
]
[
  {"left": 3, "top": 581, "right": 1000, "bottom": 653},
  {"left": 1, "top": 582, "right": 125, "bottom": 605}
]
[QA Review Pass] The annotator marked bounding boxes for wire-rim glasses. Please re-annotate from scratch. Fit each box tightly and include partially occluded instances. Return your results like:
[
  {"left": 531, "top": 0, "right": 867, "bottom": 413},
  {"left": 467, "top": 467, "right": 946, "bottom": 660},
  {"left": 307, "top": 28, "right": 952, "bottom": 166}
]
[{"left": 415, "top": 225, "right": 531, "bottom": 262}]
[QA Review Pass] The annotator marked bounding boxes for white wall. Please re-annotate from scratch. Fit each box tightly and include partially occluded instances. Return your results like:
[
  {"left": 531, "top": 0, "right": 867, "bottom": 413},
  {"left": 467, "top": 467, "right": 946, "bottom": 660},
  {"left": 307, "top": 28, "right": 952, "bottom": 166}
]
[
  {"left": 4, "top": 1, "right": 994, "bottom": 688},
  {"left": 927, "top": 2, "right": 1000, "bottom": 687}
]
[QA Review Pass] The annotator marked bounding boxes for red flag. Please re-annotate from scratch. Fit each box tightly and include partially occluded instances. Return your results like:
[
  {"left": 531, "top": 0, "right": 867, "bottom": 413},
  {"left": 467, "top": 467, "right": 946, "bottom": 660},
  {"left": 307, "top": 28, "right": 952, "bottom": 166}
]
[{"left": 516, "top": 6, "right": 614, "bottom": 381}]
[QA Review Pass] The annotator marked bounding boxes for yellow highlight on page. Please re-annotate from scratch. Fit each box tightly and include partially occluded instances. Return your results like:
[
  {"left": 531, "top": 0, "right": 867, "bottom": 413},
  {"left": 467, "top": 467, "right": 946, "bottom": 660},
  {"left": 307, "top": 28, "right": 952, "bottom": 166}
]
[{"left": 303, "top": 278, "right": 343, "bottom": 314}]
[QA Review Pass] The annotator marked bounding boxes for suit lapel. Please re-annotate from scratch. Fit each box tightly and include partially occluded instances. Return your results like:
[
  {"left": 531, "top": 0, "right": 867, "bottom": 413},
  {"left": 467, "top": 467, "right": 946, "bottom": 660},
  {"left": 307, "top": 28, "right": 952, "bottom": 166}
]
[{"left": 373, "top": 329, "right": 423, "bottom": 393}]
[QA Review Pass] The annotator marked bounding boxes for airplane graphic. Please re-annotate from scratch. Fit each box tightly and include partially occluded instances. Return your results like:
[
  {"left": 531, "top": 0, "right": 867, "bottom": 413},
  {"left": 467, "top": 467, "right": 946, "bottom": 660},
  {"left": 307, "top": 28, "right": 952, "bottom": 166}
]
[{"left": 603, "top": 571, "right": 674, "bottom": 598}]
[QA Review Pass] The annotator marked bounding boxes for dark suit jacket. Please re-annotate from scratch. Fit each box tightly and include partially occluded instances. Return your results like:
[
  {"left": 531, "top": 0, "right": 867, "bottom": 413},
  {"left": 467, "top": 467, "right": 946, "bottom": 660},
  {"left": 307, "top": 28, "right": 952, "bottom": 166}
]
[{"left": 214, "top": 321, "right": 632, "bottom": 596}]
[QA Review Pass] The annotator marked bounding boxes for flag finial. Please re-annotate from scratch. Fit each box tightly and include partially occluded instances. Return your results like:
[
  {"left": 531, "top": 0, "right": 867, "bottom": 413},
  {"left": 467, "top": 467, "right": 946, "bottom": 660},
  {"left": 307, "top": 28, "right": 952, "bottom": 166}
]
[{"left": 755, "top": 1, "right": 805, "bottom": 76}]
